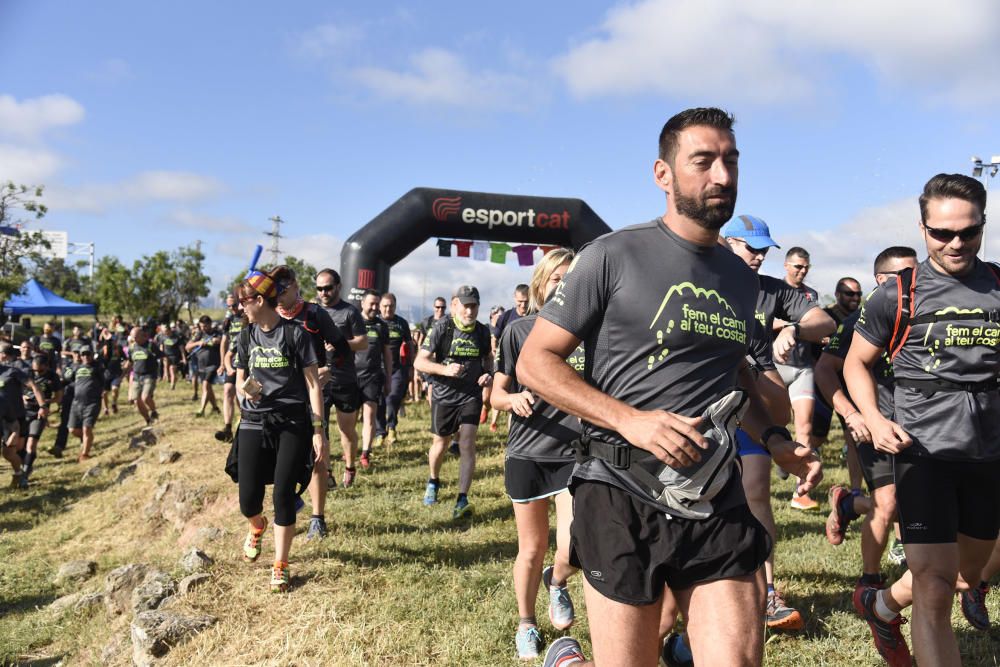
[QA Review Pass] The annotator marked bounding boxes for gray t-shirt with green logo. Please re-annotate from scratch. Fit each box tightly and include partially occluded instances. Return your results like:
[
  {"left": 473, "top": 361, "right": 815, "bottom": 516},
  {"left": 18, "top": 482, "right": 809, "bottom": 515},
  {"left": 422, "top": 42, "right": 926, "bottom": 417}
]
[
  {"left": 318, "top": 300, "right": 366, "bottom": 386},
  {"left": 234, "top": 321, "right": 318, "bottom": 415},
  {"left": 855, "top": 259, "right": 1000, "bottom": 460},
  {"left": 421, "top": 317, "right": 491, "bottom": 407},
  {"left": 823, "top": 307, "right": 895, "bottom": 419},
  {"left": 540, "top": 219, "right": 759, "bottom": 515},
  {"left": 497, "top": 313, "right": 582, "bottom": 463}
]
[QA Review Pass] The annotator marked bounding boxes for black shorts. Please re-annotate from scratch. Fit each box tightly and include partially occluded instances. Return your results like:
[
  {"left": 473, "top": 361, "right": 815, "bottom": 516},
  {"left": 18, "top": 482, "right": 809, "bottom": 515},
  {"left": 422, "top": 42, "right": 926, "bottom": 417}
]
[
  {"left": 198, "top": 366, "right": 219, "bottom": 382},
  {"left": 358, "top": 374, "right": 384, "bottom": 405},
  {"left": 68, "top": 401, "right": 101, "bottom": 429},
  {"left": 894, "top": 454, "right": 1000, "bottom": 544},
  {"left": 505, "top": 457, "right": 574, "bottom": 502},
  {"left": 27, "top": 415, "right": 47, "bottom": 439},
  {"left": 224, "top": 372, "right": 236, "bottom": 385},
  {"left": 430, "top": 399, "right": 481, "bottom": 437},
  {"left": 325, "top": 383, "right": 361, "bottom": 414},
  {"left": 15, "top": 415, "right": 28, "bottom": 439},
  {"left": 569, "top": 480, "right": 771, "bottom": 605},
  {"left": 857, "top": 441, "right": 894, "bottom": 492},
  {"left": 163, "top": 355, "right": 180, "bottom": 367}
]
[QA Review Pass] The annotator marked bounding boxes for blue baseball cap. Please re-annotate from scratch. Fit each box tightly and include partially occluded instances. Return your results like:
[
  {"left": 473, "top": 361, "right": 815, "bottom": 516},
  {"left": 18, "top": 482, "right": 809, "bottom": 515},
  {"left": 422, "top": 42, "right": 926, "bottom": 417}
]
[{"left": 721, "top": 214, "right": 780, "bottom": 249}]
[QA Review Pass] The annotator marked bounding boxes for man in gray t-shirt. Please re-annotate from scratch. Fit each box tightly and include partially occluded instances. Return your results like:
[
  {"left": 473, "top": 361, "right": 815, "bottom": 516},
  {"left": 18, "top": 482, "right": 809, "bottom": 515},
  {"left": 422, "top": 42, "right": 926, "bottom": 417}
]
[
  {"left": 314, "top": 269, "right": 368, "bottom": 488},
  {"left": 844, "top": 174, "right": 1000, "bottom": 664},
  {"left": 516, "top": 108, "right": 821, "bottom": 667}
]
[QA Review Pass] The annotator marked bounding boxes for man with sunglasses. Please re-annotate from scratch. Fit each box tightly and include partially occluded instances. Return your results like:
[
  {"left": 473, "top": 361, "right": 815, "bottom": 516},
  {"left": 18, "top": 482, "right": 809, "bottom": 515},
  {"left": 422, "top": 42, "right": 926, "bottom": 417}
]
[
  {"left": 722, "top": 214, "right": 835, "bottom": 630},
  {"left": 314, "top": 269, "right": 369, "bottom": 491},
  {"left": 845, "top": 173, "right": 1000, "bottom": 666},
  {"left": 421, "top": 297, "right": 448, "bottom": 405}
]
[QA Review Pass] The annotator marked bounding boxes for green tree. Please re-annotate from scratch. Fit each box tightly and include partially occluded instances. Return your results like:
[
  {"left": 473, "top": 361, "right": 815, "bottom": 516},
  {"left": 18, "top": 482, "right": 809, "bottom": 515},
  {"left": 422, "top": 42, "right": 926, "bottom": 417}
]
[
  {"left": 0, "top": 182, "right": 52, "bottom": 306},
  {"left": 173, "top": 243, "right": 210, "bottom": 321},
  {"left": 273, "top": 255, "right": 318, "bottom": 302},
  {"left": 32, "top": 258, "right": 85, "bottom": 303},
  {"left": 93, "top": 256, "right": 138, "bottom": 317}
]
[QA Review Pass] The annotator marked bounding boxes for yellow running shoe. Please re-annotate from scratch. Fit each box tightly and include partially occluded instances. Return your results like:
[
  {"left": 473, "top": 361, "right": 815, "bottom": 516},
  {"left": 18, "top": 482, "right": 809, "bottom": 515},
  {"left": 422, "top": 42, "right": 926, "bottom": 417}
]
[{"left": 243, "top": 517, "right": 268, "bottom": 562}]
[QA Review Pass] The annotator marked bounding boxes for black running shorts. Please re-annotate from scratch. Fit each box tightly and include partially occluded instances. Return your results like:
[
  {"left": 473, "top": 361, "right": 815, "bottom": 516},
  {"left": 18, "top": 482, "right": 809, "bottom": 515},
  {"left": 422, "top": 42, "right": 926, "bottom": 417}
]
[
  {"left": 894, "top": 454, "right": 1000, "bottom": 543},
  {"left": 197, "top": 366, "right": 219, "bottom": 382},
  {"left": 325, "top": 383, "right": 362, "bottom": 414},
  {"left": 68, "top": 401, "right": 101, "bottom": 429},
  {"left": 505, "top": 457, "right": 574, "bottom": 502},
  {"left": 224, "top": 372, "right": 237, "bottom": 385},
  {"left": 569, "top": 480, "right": 771, "bottom": 605},
  {"left": 358, "top": 374, "right": 385, "bottom": 405},
  {"left": 27, "top": 415, "right": 47, "bottom": 439},
  {"left": 430, "top": 399, "right": 481, "bottom": 437},
  {"left": 857, "top": 441, "right": 894, "bottom": 492}
]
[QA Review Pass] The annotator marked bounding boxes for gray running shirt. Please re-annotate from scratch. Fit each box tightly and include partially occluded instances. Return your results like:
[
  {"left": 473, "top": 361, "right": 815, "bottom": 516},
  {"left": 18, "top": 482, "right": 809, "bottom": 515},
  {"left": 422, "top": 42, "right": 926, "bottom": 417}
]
[
  {"left": 318, "top": 300, "right": 366, "bottom": 385},
  {"left": 421, "top": 317, "right": 491, "bottom": 407},
  {"left": 823, "top": 308, "right": 895, "bottom": 419},
  {"left": 355, "top": 317, "right": 390, "bottom": 380},
  {"left": 855, "top": 259, "right": 1000, "bottom": 460},
  {"left": 496, "top": 313, "right": 582, "bottom": 462},
  {"left": 765, "top": 280, "right": 819, "bottom": 368},
  {"left": 384, "top": 314, "right": 412, "bottom": 369},
  {"left": 540, "top": 219, "right": 759, "bottom": 515},
  {"left": 234, "top": 322, "right": 318, "bottom": 415}
]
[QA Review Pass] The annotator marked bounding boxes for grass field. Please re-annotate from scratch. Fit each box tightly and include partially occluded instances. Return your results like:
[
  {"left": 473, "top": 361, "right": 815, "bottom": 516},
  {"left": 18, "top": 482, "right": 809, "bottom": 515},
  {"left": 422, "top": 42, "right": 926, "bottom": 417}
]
[{"left": 1, "top": 384, "right": 999, "bottom": 666}]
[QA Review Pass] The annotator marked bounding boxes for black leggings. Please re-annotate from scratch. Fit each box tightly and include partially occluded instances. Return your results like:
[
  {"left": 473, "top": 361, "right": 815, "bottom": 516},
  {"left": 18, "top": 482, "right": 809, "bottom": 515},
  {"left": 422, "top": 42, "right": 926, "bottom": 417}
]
[{"left": 237, "top": 420, "right": 310, "bottom": 527}]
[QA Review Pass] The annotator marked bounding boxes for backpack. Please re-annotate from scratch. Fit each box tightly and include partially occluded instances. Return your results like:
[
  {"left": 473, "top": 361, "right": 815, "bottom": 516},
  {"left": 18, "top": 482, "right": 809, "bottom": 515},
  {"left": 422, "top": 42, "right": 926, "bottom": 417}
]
[
  {"left": 886, "top": 262, "right": 1000, "bottom": 360},
  {"left": 432, "top": 318, "right": 492, "bottom": 364}
]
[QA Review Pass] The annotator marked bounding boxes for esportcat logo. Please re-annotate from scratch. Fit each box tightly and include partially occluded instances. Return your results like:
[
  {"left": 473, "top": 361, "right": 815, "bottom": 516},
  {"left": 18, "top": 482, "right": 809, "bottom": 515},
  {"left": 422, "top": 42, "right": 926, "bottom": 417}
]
[{"left": 431, "top": 196, "right": 570, "bottom": 230}]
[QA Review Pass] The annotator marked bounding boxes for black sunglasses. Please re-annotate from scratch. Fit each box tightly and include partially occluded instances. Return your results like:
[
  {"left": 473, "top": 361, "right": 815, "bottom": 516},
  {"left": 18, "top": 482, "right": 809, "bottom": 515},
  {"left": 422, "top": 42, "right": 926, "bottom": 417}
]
[
  {"left": 315, "top": 284, "right": 336, "bottom": 292},
  {"left": 838, "top": 290, "right": 863, "bottom": 298},
  {"left": 922, "top": 222, "right": 984, "bottom": 243}
]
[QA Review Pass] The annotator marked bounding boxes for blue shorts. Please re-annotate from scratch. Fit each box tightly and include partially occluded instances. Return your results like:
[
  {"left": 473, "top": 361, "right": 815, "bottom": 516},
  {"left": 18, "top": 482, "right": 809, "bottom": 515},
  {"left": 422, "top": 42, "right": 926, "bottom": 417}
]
[{"left": 736, "top": 428, "right": 769, "bottom": 458}]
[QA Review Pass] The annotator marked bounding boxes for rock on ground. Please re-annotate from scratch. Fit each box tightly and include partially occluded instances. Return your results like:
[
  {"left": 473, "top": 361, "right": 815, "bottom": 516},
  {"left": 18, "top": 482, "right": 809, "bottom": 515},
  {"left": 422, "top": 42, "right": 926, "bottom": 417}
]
[
  {"left": 130, "top": 610, "right": 216, "bottom": 667},
  {"left": 178, "top": 573, "right": 211, "bottom": 595},
  {"left": 131, "top": 570, "right": 176, "bottom": 614},
  {"left": 144, "top": 480, "right": 206, "bottom": 531},
  {"left": 103, "top": 563, "right": 150, "bottom": 616},
  {"left": 178, "top": 548, "right": 213, "bottom": 573},
  {"left": 158, "top": 449, "right": 181, "bottom": 464},
  {"left": 54, "top": 559, "right": 97, "bottom": 585}
]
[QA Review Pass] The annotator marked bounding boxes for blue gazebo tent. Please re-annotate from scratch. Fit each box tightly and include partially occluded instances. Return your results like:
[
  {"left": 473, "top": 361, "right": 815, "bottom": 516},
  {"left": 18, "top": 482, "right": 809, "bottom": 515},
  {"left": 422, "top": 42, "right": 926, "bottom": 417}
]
[{"left": 3, "top": 278, "right": 95, "bottom": 316}]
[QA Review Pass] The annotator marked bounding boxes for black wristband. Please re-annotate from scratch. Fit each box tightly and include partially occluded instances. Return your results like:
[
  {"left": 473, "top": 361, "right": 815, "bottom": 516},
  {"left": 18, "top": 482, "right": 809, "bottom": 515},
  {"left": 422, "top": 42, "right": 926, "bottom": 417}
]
[{"left": 760, "top": 426, "right": 792, "bottom": 451}]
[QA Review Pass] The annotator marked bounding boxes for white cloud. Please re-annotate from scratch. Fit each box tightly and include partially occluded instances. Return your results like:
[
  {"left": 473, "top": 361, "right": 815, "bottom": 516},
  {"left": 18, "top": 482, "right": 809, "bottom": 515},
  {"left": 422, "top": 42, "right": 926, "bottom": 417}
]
[
  {"left": 554, "top": 0, "right": 1000, "bottom": 106},
  {"left": 280, "top": 233, "right": 344, "bottom": 270},
  {"left": 164, "top": 209, "right": 253, "bottom": 234},
  {"left": 352, "top": 48, "right": 540, "bottom": 111},
  {"left": 0, "top": 144, "right": 64, "bottom": 183},
  {"left": 0, "top": 94, "right": 85, "bottom": 141},
  {"left": 296, "top": 23, "right": 363, "bottom": 58},
  {"left": 46, "top": 170, "right": 224, "bottom": 214}
]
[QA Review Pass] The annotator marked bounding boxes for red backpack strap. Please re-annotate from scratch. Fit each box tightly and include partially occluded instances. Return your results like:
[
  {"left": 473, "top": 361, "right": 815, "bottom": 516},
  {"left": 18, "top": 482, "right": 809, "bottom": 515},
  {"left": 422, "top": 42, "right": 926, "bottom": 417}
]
[{"left": 886, "top": 267, "right": 917, "bottom": 361}]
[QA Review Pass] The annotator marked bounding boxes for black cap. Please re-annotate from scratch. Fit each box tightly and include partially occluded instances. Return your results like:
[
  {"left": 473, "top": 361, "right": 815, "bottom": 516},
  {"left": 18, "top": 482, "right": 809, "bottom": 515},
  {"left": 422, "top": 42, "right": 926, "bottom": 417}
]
[{"left": 455, "top": 285, "right": 480, "bottom": 305}]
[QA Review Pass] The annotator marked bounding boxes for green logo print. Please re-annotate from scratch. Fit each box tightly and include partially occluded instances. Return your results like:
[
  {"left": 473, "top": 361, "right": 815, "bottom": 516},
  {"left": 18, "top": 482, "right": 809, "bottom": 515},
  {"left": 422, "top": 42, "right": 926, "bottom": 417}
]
[
  {"left": 647, "top": 282, "right": 747, "bottom": 370},
  {"left": 921, "top": 307, "right": 1000, "bottom": 371},
  {"left": 249, "top": 345, "right": 290, "bottom": 369}
]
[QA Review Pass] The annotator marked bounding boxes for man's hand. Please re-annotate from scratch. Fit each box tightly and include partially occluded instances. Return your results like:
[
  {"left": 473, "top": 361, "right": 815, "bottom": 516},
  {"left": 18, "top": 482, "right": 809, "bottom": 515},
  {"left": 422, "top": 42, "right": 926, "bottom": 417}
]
[
  {"left": 772, "top": 326, "right": 796, "bottom": 364},
  {"left": 317, "top": 367, "right": 330, "bottom": 388},
  {"left": 616, "top": 410, "right": 708, "bottom": 469},
  {"left": 216, "top": 366, "right": 225, "bottom": 376},
  {"left": 477, "top": 373, "right": 492, "bottom": 388},
  {"left": 768, "top": 439, "right": 823, "bottom": 495},
  {"left": 442, "top": 363, "right": 463, "bottom": 378},
  {"left": 313, "top": 432, "right": 329, "bottom": 465},
  {"left": 843, "top": 412, "right": 872, "bottom": 444},
  {"left": 508, "top": 390, "right": 535, "bottom": 418},
  {"left": 868, "top": 415, "right": 912, "bottom": 454}
]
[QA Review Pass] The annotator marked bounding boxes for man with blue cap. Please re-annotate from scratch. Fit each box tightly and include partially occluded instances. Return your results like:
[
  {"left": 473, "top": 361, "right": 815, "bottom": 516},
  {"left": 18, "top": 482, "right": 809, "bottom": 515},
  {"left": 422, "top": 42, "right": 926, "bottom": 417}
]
[{"left": 721, "top": 214, "right": 835, "bottom": 631}]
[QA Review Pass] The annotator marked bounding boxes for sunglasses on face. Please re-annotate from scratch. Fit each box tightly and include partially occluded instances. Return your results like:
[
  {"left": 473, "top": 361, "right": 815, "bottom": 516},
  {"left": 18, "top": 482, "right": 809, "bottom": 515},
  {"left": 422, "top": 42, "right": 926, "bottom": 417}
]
[
  {"left": 838, "top": 290, "right": 863, "bottom": 298},
  {"left": 789, "top": 263, "right": 810, "bottom": 271},
  {"left": 238, "top": 296, "right": 259, "bottom": 305},
  {"left": 315, "top": 284, "right": 335, "bottom": 292},
  {"left": 922, "top": 222, "right": 984, "bottom": 243},
  {"left": 734, "top": 239, "right": 769, "bottom": 256},
  {"left": 434, "top": 305, "right": 445, "bottom": 310}
]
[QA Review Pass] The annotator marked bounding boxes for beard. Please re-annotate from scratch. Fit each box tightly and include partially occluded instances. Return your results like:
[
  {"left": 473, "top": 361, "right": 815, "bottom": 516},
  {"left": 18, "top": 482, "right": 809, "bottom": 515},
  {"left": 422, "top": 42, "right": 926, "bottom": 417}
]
[{"left": 672, "top": 181, "right": 736, "bottom": 230}]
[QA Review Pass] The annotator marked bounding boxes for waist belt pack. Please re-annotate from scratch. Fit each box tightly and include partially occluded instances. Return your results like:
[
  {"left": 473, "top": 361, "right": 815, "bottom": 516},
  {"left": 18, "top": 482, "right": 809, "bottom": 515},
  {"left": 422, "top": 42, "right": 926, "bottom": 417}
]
[
  {"left": 576, "top": 389, "right": 749, "bottom": 520},
  {"left": 895, "top": 376, "right": 1000, "bottom": 395}
]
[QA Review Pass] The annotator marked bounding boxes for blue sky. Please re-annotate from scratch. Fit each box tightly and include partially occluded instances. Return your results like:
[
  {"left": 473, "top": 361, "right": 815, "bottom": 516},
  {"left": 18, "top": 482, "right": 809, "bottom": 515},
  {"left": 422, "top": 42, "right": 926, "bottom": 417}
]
[{"left": 3, "top": 1, "right": 1000, "bottom": 321}]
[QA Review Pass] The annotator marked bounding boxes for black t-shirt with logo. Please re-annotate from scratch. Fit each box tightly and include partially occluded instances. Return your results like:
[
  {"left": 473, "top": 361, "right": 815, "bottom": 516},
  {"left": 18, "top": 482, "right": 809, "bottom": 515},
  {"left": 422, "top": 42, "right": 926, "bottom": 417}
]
[
  {"left": 280, "top": 302, "right": 345, "bottom": 372},
  {"left": 71, "top": 360, "right": 105, "bottom": 406},
  {"left": 497, "top": 313, "right": 582, "bottom": 462},
  {"left": 156, "top": 332, "right": 183, "bottom": 361},
  {"left": 234, "top": 321, "right": 319, "bottom": 415},
  {"left": 99, "top": 333, "right": 125, "bottom": 373},
  {"left": 0, "top": 363, "right": 30, "bottom": 418},
  {"left": 191, "top": 329, "right": 222, "bottom": 370},
  {"left": 856, "top": 259, "right": 1000, "bottom": 460},
  {"left": 540, "top": 219, "right": 759, "bottom": 516},
  {"left": 24, "top": 369, "right": 60, "bottom": 414},
  {"left": 421, "top": 317, "right": 492, "bottom": 407},
  {"left": 383, "top": 314, "right": 412, "bottom": 369},
  {"left": 823, "top": 307, "right": 895, "bottom": 419},
  {"left": 128, "top": 342, "right": 161, "bottom": 378},
  {"left": 356, "top": 317, "right": 390, "bottom": 381},
  {"left": 317, "top": 300, "right": 366, "bottom": 386},
  {"left": 67, "top": 336, "right": 93, "bottom": 355},
  {"left": 30, "top": 335, "right": 62, "bottom": 367}
]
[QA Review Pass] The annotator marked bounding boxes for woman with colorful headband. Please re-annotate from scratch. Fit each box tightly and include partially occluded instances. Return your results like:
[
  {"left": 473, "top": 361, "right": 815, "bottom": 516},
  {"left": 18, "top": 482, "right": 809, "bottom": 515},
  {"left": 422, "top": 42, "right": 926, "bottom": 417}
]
[{"left": 233, "top": 268, "right": 328, "bottom": 592}]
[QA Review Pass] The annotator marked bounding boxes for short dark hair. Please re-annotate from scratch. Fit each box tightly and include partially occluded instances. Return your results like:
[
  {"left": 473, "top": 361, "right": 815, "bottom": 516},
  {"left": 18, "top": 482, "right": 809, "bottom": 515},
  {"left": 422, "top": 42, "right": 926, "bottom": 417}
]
[
  {"left": 381, "top": 292, "right": 396, "bottom": 304},
  {"left": 514, "top": 284, "right": 529, "bottom": 297},
  {"left": 433, "top": 296, "right": 446, "bottom": 305},
  {"left": 835, "top": 277, "right": 860, "bottom": 293},
  {"left": 785, "top": 247, "right": 810, "bottom": 261},
  {"left": 361, "top": 289, "right": 381, "bottom": 300},
  {"left": 198, "top": 315, "right": 213, "bottom": 326},
  {"left": 270, "top": 265, "right": 296, "bottom": 285},
  {"left": 873, "top": 246, "right": 918, "bottom": 275},
  {"left": 317, "top": 268, "right": 341, "bottom": 285},
  {"left": 658, "top": 107, "right": 736, "bottom": 164},
  {"left": 919, "top": 173, "right": 987, "bottom": 224}
]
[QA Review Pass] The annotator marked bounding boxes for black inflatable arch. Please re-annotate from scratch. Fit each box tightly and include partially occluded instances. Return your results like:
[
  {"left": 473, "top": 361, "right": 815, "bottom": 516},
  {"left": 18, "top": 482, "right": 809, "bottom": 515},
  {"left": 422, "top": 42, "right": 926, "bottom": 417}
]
[{"left": 340, "top": 187, "right": 612, "bottom": 305}]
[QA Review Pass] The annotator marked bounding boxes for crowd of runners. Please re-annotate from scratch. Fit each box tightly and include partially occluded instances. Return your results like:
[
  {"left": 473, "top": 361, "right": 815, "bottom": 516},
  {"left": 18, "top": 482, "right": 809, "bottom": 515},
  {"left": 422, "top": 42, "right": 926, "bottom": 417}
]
[{"left": 6, "top": 107, "right": 999, "bottom": 667}]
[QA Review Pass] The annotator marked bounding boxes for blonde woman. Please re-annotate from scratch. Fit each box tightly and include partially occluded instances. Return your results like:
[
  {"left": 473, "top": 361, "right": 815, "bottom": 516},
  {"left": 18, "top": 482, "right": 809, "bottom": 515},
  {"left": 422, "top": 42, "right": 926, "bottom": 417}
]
[{"left": 491, "top": 248, "right": 581, "bottom": 660}]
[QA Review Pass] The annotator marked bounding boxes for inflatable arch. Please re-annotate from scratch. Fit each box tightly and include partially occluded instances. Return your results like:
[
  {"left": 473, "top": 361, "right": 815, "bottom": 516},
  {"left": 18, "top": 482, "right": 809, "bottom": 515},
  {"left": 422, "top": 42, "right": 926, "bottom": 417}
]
[{"left": 339, "top": 188, "right": 612, "bottom": 304}]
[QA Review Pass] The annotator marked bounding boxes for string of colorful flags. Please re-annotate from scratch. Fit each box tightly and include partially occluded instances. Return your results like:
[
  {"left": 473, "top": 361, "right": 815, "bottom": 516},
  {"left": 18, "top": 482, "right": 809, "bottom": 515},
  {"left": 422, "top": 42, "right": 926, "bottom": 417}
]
[{"left": 436, "top": 239, "right": 562, "bottom": 266}]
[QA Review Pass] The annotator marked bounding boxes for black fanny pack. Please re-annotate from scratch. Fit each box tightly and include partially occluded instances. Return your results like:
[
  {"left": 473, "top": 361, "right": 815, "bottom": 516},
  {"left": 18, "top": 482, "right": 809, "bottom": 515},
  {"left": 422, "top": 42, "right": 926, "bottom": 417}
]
[{"left": 896, "top": 377, "right": 1000, "bottom": 396}]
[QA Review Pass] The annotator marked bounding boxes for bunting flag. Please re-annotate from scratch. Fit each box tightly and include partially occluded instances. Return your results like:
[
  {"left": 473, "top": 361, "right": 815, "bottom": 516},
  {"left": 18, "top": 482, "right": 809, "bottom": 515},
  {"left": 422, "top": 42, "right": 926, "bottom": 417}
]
[
  {"left": 490, "top": 242, "right": 512, "bottom": 263},
  {"left": 471, "top": 240, "right": 489, "bottom": 261},
  {"left": 453, "top": 240, "right": 473, "bottom": 257},
  {"left": 434, "top": 239, "right": 558, "bottom": 266},
  {"left": 511, "top": 244, "right": 537, "bottom": 266},
  {"left": 436, "top": 239, "right": 452, "bottom": 257}
]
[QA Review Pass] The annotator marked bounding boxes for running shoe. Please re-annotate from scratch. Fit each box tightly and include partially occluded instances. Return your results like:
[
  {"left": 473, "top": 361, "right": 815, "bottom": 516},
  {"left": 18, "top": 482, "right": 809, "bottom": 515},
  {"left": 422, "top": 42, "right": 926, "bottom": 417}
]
[
  {"left": 789, "top": 493, "right": 819, "bottom": 511},
  {"left": 448, "top": 440, "right": 460, "bottom": 456},
  {"left": 49, "top": 446, "right": 63, "bottom": 459},
  {"left": 9, "top": 472, "right": 21, "bottom": 489},
  {"left": 825, "top": 485, "right": 850, "bottom": 546},
  {"left": 293, "top": 495, "right": 305, "bottom": 513},
  {"left": 853, "top": 575, "right": 887, "bottom": 606},
  {"left": 542, "top": 565, "right": 575, "bottom": 630},
  {"left": 360, "top": 451, "right": 371, "bottom": 470},
  {"left": 480, "top": 406, "right": 489, "bottom": 424},
  {"left": 960, "top": 582, "right": 991, "bottom": 631},
  {"left": 111, "top": 404, "right": 118, "bottom": 414},
  {"left": 515, "top": 625, "right": 543, "bottom": 661},
  {"left": 270, "top": 561, "right": 290, "bottom": 593},
  {"left": 193, "top": 409, "right": 205, "bottom": 418},
  {"left": 150, "top": 410, "right": 159, "bottom": 422},
  {"left": 17, "top": 472, "right": 28, "bottom": 490},
  {"left": 423, "top": 481, "right": 438, "bottom": 506},
  {"left": 765, "top": 590, "right": 804, "bottom": 630},
  {"left": 542, "top": 636, "right": 585, "bottom": 667},
  {"left": 342, "top": 466, "right": 356, "bottom": 488},
  {"left": 305, "top": 516, "right": 328, "bottom": 541},
  {"left": 853, "top": 585, "right": 911, "bottom": 666},
  {"left": 489, "top": 423, "right": 498, "bottom": 433},
  {"left": 887, "top": 539, "right": 906, "bottom": 567},
  {"left": 243, "top": 517, "right": 268, "bottom": 562},
  {"left": 103, "top": 407, "right": 110, "bottom": 416},
  {"left": 386, "top": 428, "right": 397, "bottom": 446},
  {"left": 214, "top": 425, "right": 233, "bottom": 443},
  {"left": 660, "top": 632, "right": 694, "bottom": 667},
  {"left": 453, "top": 495, "right": 472, "bottom": 519}
]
